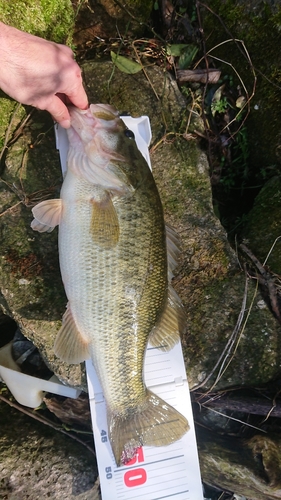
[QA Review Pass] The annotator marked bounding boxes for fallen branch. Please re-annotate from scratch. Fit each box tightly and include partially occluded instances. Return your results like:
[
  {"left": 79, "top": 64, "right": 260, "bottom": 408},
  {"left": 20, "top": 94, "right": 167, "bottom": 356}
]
[{"left": 198, "top": 393, "right": 281, "bottom": 418}]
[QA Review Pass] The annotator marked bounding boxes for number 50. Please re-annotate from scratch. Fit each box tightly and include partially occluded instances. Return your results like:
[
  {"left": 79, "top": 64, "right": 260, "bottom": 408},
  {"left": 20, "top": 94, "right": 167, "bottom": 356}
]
[{"left": 123, "top": 448, "right": 147, "bottom": 488}]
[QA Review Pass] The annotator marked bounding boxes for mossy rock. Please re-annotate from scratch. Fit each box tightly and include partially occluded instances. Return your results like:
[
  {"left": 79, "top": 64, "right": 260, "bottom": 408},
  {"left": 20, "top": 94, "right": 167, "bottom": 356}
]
[
  {"left": 0, "top": 400, "right": 99, "bottom": 499},
  {"left": 198, "top": 428, "right": 281, "bottom": 500},
  {"left": 242, "top": 175, "right": 281, "bottom": 274},
  {"left": 0, "top": 108, "right": 86, "bottom": 387}
]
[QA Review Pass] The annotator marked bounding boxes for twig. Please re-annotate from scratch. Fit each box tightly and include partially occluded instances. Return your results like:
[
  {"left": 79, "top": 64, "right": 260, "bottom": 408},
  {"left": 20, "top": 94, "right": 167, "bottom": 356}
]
[
  {"left": 198, "top": 392, "right": 281, "bottom": 418},
  {"left": 132, "top": 40, "right": 159, "bottom": 100},
  {"left": 0, "top": 393, "right": 96, "bottom": 456},
  {"left": 210, "top": 272, "right": 259, "bottom": 389},
  {"left": 240, "top": 243, "right": 281, "bottom": 323},
  {"left": 194, "top": 37, "right": 256, "bottom": 139},
  {"left": 193, "top": 267, "right": 249, "bottom": 392},
  {"left": 201, "top": 405, "right": 267, "bottom": 433},
  {"left": 263, "top": 236, "right": 281, "bottom": 266},
  {"left": 0, "top": 103, "right": 21, "bottom": 163},
  {"left": 0, "top": 106, "right": 34, "bottom": 164}
]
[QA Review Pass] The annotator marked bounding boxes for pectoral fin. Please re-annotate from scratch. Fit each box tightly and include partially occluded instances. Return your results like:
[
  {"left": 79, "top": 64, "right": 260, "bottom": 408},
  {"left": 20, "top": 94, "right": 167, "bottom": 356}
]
[
  {"left": 148, "top": 285, "right": 186, "bottom": 351},
  {"left": 54, "top": 304, "right": 90, "bottom": 364},
  {"left": 31, "top": 199, "right": 62, "bottom": 232},
  {"left": 90, "top": 191, "right": 119, "bottom": 249}
]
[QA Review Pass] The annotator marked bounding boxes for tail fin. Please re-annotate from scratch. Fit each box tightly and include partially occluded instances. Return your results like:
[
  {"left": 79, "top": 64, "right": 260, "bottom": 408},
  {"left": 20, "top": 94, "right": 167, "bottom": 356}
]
[{"left": 108, "top": 389, "right": 189, "bottom": 466}]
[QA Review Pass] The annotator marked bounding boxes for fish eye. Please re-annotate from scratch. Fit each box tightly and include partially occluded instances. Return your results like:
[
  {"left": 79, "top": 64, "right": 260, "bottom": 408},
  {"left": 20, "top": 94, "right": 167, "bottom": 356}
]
[{"left": 124, "top": 129, "right": 135, "bottom": 139}]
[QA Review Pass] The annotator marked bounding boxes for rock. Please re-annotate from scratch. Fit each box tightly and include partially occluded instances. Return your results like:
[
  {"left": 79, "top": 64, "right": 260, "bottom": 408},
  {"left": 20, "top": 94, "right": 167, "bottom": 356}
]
[
  {"left": 198, "top": 427, "right": 281, "bottom": 500},
  {"left": 242, "top": 176, "right": 281, "bottom": 274},
  {"left": 0, "top": 398, "right": 100, "bottom": 500},
  {"left": 0, "top": 109, "right": 86, "bottom": 388}
]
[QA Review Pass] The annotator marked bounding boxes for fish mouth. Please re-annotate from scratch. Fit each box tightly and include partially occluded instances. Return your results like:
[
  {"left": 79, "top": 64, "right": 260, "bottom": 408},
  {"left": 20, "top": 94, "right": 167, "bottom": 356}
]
[
  {"left": 67, "top": 104, "right": 122, "bottom": 147},
  {"left": 66, "top": 104, "right": 127, "bottom": 180},
  {"left": 90, "top": 104, "right": 119, "bottom": 121},
  {"left": 68, "top": 104, "right": 120, "bottom": 125}
]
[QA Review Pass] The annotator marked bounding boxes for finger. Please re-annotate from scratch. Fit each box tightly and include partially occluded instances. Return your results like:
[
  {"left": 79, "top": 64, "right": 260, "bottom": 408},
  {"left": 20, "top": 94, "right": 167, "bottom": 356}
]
[
  {"left": 67, "top": 83, "right": 88, "bottom": 110},
  {"left": 65, "top": 67, "right": 88, "bottom": 110},
  {"left": 43, "top": 95, "right": 71, "bottom": 128}
]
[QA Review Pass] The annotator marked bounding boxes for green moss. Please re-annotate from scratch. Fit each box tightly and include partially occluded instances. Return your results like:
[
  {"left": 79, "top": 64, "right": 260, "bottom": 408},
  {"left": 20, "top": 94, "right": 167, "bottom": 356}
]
[
  {"left": 0, "top": 0, "right": 75, "bottom": 43},
  {"left": 242, "top": 176, "right": 281, "bottom": 274}
]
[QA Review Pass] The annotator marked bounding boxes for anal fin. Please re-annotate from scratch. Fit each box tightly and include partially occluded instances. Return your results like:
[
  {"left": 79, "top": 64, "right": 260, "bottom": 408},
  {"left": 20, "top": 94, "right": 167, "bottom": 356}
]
[
  {"left": 166, "top": 223, "right": 181, "bottom": 280},
  {"left": 54, "top": 304, "right": 90, "bottom": 364},
  {"left": 149, "top": 285, "right": 186, "bottom": 351}
]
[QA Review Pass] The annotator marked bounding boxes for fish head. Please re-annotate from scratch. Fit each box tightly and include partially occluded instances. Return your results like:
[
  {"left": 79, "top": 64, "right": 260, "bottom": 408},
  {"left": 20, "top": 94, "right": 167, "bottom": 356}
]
[
  {"left": 68, "top": 104, "right": 123, "bottom": 157},
  {"left": 67, "top": 105, "right": 150, "bottom": 192}
]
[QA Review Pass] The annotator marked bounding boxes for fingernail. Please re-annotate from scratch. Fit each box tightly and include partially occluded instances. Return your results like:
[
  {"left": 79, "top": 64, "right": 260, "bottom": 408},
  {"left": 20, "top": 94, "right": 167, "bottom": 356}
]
[{"left": 59, "top": 119, "right": 71, "bottom": 129}]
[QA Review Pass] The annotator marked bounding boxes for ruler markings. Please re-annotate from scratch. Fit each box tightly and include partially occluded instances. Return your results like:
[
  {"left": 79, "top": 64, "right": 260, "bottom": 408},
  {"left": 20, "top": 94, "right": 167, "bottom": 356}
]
[
  {"left": 151, "top": 490, "right": 190, "bottom": 500},
  {"left": 115, "top": 466, "right": 187, "bottom": 485},
  {"left": 116, "top": 488, "right": 190, "bottom": 500},
  {"left": 145, "top": 446, "right": 183, "bottom": 460},
  {"left": 115, "top": 476, "right": 189, "bottom": 499},
  {"left": 148, "top": 463, "right": 187, "bottom": 475},
  {"left": 114, "top": 453, "right": 185, "bottom": 473},
  {"left": 119, "top": 480, "right": 190, "bottom": 499}
]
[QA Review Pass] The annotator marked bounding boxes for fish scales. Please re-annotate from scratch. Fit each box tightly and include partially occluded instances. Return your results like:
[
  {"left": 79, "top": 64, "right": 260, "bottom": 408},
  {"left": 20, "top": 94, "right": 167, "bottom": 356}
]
[
  {"left": 60, "top": 168, "right": 166, "bottom": 406},
  {"left": 31, "top": 104, "right": 189, "bottom": 465}
]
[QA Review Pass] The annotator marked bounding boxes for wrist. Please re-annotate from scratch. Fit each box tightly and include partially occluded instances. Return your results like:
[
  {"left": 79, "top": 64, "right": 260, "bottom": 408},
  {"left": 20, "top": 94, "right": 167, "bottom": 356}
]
[
  {"left": 0, "top": 22, "right": 25, "bottom": 97},
  {"left": 0, "top": 22, "right": 18, "bottom": 63}
]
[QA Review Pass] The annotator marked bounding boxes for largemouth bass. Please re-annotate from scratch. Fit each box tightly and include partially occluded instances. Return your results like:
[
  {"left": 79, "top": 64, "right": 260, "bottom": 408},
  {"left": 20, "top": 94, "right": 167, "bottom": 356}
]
[{"left": 31, "top": 104, "right": 189, "bottom": 465}]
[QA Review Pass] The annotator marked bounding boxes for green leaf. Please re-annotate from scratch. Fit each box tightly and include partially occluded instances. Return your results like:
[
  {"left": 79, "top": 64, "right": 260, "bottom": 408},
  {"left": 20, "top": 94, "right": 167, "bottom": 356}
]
[
  {"left": 178, "top": 45, "right": 198, "bottom": 70},
  {"left": 166, "top": 44, "right": 190, "bottom": 57},
  {"left": 110, "top": 51, "right": 142, "bottom": 74}
]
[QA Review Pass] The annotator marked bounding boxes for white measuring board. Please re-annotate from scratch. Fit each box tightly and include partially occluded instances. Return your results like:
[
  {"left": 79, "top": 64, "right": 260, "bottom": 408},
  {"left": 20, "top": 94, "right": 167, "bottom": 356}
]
[
  {"left": 55, "top": 111, "right": 203, "bottom": 500},
  {"left": 86, "top": 340, "right": 203, "bottom": 500}
]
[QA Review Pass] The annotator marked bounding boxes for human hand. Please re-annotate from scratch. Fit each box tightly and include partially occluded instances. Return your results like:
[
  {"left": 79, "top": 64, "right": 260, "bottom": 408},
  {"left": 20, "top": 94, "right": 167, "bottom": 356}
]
[{"left": 0, "top": 22, "right": 88, "bottom": 128}]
